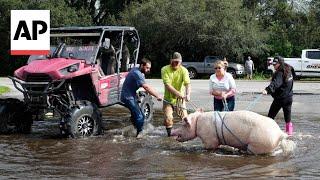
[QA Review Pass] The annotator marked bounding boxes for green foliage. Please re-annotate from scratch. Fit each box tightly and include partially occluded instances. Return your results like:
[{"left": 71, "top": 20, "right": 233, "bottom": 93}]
[
  {"left": 238, "top": 71, "right": 271, "bottom": 80},
  {"left": 36, "top": 1, "right": 92, "bottom": 27},
  {"left": 252, "top": 71, "right": 271, "bottom": 80},
  {"left": 1, "top": 0, "right": 320, "bottom": 75},
  {"left": 119, "top": 0, "right": 266, "bottom": 73},
  {"left": 0, "top": 0, "right": 92, "bottom": 76}
]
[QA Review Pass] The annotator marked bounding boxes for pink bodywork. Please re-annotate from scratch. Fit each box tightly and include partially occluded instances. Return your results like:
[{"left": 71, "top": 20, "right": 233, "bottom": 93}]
[
  {"left": 171, "top": 110, "right": 291, "bottom": 155},
  {"left": 14, "top": 58, "right": 91, "bottom": 80},
  {"left": 14, "top": 58, "right": 128, "bottom": 106}
]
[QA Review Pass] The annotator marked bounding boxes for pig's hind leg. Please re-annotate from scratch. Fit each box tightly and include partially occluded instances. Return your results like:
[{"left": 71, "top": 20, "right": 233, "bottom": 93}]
[{"left": 246, "top": 143, "right": 274, "bottom": 155}]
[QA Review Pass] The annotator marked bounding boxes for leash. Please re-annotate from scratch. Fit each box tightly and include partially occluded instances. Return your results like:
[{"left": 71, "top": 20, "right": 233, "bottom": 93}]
[
  {"left": 245, "top": 94, "right": 263, "bottom": 111},
  {"left": 163, "top": 99, "right": 194, "bottom": 119},
  {"left": 222, "top": 99, "right": 229, "bottom": 111},
  {"left": 188, "top": 100, "right": 198, "bottom": 110},
  {"left": 163, "top": 98, "right": 200, "bottom": 118},
  {"left": 176, "top": 98, "right": 185, "bottom": 118},
  {"left": 214, "top": 111, "right": 255, "bottom": 155},
  {"left": 163, "top": 99, "right": 189, "bottom": 111}
]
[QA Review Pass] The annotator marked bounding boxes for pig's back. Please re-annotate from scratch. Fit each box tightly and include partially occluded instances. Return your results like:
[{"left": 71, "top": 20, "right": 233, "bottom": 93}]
[
  {"left": 224, "top": 110, "right": 279, "bottom": 129},
  {"left": 214, "top": 110, "right": 283, "bottom": 149}
]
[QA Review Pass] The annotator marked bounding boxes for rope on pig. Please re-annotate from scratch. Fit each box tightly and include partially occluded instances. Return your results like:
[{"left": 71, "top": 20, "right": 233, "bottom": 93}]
[
  {"left": 245, "top": 94, "right": 263, "bottom": 111},
  {"left": 163, "top": 99, "right": 193, "bottom": 119},
  {"left": 176, "top": 98, "right": 185, "bottom": 118},
  {"left": 222, "top": 99, "right": 229, "bottom": 111},
  {"left": 213, "top": 112, "right": 226, "bottom": 145},
  {"left": 188, "top": 100, "right": 198, "bottom": 110},
  {"left": 215, "top": 111, "right": 255, "bottom": 155}
]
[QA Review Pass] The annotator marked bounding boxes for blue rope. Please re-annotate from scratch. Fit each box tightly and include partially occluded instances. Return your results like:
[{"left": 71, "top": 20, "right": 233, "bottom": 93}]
[
  {"left": 222, "top": 99, "right": 229, "bottom": 111},
  {"left": 215, "top": 111, "right": 255, "bottom": 155},
  {"left": 245, "top": 94, "right": 263, "bottom": 111}
]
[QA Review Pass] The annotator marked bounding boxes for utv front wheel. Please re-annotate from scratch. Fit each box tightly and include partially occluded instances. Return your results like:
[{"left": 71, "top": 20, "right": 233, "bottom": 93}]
[{"left": 65, "top": 102, "right": 103, "bottom": 138}]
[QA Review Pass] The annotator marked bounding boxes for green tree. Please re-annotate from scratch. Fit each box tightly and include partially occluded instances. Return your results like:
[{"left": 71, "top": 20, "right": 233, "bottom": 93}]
[
  {"left": 65, "top": 0, "right": 141, "bottom": 25},
  {"left": 255, "top": 0, "right": 311, "bottom": 57},
  {"left": 119, "top": 0, "right": 265, "bottom": 72},
  {"left": 0, "top": 0, "right": 92, "bottom": 76}
]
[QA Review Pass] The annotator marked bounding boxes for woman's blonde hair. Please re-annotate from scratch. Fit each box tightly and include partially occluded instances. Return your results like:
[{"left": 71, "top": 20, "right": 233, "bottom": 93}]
[{"left": 214, "top": 60, "right": 225, "bottom": 68}]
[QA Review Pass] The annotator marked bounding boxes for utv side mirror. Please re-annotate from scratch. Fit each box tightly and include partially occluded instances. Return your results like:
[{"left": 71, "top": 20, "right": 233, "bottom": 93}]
[{"left": 103, "top": 38, "right": 110, "bottom": 49}]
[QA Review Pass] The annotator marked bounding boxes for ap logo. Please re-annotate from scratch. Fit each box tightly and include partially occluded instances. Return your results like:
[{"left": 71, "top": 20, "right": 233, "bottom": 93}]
[{"left": 11, "top": 10, "right": 50, "bottom": 55}]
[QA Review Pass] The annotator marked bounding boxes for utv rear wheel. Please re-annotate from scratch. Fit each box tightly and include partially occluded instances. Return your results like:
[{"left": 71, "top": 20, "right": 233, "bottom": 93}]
[
  {"left": 0, "top": 98, "right": 33, "bottom": 134},
  {"left": 65, "top": 102, "right": 103, "bottom": 138},
  {"left": 138, "top": 92, "right": 154, "bottom": 123}
]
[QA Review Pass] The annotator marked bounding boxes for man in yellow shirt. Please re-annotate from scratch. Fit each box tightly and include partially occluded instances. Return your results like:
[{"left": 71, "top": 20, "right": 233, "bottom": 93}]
[{"left": 161, "top": 52, "right": 191, "bottom": 136}]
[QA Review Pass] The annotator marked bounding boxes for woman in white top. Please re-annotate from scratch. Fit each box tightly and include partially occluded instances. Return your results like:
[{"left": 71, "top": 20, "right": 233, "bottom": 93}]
[{"left": 209, "top": 60, "right": 236, "bottom": 111}]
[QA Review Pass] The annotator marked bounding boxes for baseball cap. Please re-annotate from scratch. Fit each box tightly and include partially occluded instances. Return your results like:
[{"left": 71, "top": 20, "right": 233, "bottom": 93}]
[
  {"left": 272, "top": 56, "right": 283, "bottom": 65},
  {"left": 172, "top": 52, "right": 182, "bottom": 61}
]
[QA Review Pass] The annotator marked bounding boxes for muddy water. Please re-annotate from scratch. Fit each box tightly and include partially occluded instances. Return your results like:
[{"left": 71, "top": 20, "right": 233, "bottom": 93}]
[{"left": 1, "top": 97, "right": 320, "bottom": 178}]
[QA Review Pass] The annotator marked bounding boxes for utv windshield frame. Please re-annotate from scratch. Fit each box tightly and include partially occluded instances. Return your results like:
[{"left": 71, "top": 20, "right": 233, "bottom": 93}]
[{"left": 28, "top": 26, "right": 140, "bottom": 67}]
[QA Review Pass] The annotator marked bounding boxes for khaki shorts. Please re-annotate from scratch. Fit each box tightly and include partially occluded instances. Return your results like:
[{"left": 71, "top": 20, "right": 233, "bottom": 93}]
[{"left": 163, "top": 101, "right": 188, "bottom": 128}]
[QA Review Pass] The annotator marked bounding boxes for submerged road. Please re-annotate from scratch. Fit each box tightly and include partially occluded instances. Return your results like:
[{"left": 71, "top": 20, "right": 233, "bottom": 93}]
[{"left": 1, "top": 77, "right": 320, "bottom": 114}]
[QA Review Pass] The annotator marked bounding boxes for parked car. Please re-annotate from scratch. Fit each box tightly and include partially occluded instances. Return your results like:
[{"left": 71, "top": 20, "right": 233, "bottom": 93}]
[
  {"left": 267, "top": 49, "right": 320, "bottom": 79},
  {"left": 182, "top": 56, "right": 245, "bottom": 79},
  {"left": 0, "top": 26, "right": 154, "bottom": 137}
]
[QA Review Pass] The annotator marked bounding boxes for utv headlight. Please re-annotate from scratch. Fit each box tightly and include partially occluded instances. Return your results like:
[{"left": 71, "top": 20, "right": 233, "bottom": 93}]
[
  {"left": 67, "top": 64, "right": 79, "bottom": 72},
  {"left": 59, "top": 63, "right": 79, "bottom": 75}
]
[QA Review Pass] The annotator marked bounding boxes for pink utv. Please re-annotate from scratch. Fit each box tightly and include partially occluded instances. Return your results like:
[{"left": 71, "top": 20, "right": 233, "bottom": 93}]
[{"left": 0, "top": 26, "right": 154, "bottom": 137}]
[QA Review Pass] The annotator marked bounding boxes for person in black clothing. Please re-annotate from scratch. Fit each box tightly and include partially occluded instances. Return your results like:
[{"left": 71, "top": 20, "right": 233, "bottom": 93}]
[{"left": 262, "top": 56, "right": 294, "bottom": 135}]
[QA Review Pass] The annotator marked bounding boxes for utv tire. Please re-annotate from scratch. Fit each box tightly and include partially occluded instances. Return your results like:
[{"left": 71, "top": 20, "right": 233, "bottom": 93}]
[
  {"left": 138, "top": 92, "right": 154, "bottom": 123},
  {"left": 0, "top": 98, "right": 33, "bottom": 134},
  {"left": 65, "top": 102, "right": 103, "bottom": 138}
]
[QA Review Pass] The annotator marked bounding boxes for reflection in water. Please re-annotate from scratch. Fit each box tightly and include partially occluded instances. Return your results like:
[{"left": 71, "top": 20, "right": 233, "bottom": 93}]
[{"left": 0, "top": 106, "right": 320, "bottom": 179}]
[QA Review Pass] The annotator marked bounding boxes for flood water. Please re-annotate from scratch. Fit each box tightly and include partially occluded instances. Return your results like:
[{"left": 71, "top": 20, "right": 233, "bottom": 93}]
[{"left": 1, "top": 95, "right": 320, "bottom": 179}]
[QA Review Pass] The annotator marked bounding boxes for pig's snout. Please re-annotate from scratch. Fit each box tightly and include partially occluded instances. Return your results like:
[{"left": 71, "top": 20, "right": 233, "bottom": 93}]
[
  {"left": 170, "top": 129, "right": 183, "bottom": 141},
  {"left": 170, "top": 129, "right": 178, "bottom": 136},
  {"left": 170, "top": 129, "right": 179, "bottom": 139}
]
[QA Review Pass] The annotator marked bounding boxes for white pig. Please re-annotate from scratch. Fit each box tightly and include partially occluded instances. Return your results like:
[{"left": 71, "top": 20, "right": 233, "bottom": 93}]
[{"left": 171, "top": 110, "right": 295, "bottom": 155}]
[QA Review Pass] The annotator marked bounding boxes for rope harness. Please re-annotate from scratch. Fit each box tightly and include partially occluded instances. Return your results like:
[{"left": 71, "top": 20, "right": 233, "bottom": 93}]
[
  {"left": 213, "top": 111, "right": 255, "bottom": 155},
  {"left": 162, "top": 96, "right": 260, "bottom": 154}
]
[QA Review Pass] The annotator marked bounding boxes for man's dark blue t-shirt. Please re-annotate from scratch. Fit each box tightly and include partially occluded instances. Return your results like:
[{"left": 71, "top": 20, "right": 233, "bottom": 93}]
[{"left": 121, "top": 67, "right": 145, "bottom": 100}]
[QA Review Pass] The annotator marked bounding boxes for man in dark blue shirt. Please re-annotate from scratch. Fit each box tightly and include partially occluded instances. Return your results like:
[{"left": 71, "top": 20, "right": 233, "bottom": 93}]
[{"left": 121, "top": 58, "right": 162, "bottom": 137}]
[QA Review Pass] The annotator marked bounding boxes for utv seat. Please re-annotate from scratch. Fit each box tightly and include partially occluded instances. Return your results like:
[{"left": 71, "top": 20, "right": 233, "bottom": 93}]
[{"left": 100, "top": 46, "right": 116, "bottom": 75}]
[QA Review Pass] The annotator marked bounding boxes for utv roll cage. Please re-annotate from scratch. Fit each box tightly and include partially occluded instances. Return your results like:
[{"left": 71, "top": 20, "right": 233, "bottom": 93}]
[{"left": 50, "top": 26, "right": 140, "bottom": 71}]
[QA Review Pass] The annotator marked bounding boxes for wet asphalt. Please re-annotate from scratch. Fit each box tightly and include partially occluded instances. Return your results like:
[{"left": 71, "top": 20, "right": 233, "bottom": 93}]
[{"left": 1, "top": 77, "right": 320, "bottom": 114}]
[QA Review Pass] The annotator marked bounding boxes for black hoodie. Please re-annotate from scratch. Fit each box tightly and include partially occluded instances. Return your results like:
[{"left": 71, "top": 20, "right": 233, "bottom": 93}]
[{"left": 265, "top": 70, "right": 293, "bottom": 99}]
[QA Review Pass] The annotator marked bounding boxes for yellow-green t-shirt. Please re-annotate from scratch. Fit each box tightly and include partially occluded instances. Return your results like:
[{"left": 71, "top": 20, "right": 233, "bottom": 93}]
[{"left": 161, "top": 65, "right": 190, "bottom": 104}]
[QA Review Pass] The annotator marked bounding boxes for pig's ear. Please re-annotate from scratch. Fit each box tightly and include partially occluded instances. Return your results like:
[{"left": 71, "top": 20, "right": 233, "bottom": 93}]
[
  {"left": 183, "top": 117, "right": 191, "bottom": 127},
  {"left": 196, "top": 108, "right": 204, "bottom": 113}
]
